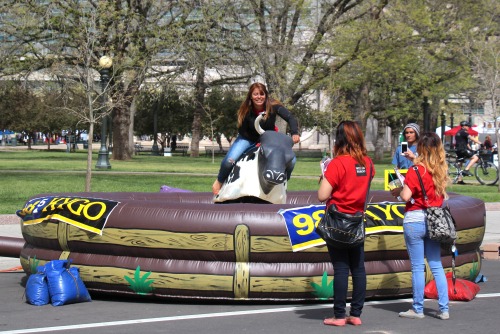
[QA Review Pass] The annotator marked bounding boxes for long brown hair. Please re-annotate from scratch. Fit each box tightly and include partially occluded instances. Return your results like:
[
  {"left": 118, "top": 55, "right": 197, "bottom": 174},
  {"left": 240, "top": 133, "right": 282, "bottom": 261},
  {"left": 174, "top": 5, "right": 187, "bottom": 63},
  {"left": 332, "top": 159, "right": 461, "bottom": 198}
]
[
  {"left": 413, "top": 132, "right": 449, "bottom": 199},
  {"left": 237, "top": 83, "right": 280, "bottom": 127},
  {"left": 334, "top": 121, "right": 368, "bottom": 167}
]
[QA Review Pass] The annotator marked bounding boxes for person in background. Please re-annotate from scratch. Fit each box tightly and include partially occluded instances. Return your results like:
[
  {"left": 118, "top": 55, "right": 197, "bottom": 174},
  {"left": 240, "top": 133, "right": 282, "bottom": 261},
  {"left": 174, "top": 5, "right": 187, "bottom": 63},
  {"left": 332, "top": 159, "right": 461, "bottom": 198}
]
[
  {"left": 390, "top": 132, "right": 450, "bottom": 320},
  {"left": 171, "top": 134, "right": 177, "bottom": 152},
  {"left": 392, "top": 123, "right": 420, "bottom": 169},
  {"left": 454, "top": 121, "right": 481, "bottom": 183},
  {"left": 318, "top": 121, "right": 375, "bottom": 327},
  {"left": 483, "top": 135, "right": 493, "bottom": 151},
  {"left": 212, "top": 82, "right": 300, "bottom": 195}
]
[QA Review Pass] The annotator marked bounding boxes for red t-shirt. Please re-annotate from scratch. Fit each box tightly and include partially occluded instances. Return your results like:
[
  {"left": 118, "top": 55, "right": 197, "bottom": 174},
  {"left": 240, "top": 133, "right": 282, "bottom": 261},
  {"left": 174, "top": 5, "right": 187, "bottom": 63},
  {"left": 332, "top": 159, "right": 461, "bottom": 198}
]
[
  {"left": 404, "top": 165, "right": 444, "bottom": 211},
  {"left": 324, "top": 155, "right": 375, "bottom": 214}
]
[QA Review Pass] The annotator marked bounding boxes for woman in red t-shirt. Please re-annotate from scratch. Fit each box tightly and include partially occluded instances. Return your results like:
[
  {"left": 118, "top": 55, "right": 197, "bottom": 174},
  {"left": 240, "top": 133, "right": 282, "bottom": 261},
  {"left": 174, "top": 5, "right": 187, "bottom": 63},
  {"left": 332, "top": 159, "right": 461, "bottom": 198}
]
[
  {"left": 318, "top": 121, "right": 375, "bottom": 327},
  {"left": 391, "top": 132, "right": 450, "bottom": 320}
]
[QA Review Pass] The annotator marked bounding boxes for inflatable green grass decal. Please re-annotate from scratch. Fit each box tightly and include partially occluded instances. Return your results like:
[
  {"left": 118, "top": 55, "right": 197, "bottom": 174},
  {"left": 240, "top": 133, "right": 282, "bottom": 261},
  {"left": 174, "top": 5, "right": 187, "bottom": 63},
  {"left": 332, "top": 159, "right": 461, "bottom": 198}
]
[
  {"left": 469, "top": 261, "right": 479, "bottom": 280},
  {"left": 28, "top": 256, "right": 40, "bottom": 274},
  {"left": 310, "top": 271, "right": 333, "bottom": 300},
  {"left": 124, "top": 266, "right": 155, "bottom": 295}
]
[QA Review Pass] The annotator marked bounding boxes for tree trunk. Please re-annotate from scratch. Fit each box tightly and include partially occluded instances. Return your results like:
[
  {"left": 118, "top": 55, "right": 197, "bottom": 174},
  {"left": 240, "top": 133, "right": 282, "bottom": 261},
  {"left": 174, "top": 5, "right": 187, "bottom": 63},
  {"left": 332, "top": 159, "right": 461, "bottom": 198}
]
[
  {"left": 190, "top": 63, "right": 206, "bottom": 158},
  {"left": 350, "top": 83, "right": 371, "bottom": 130},
  {"left": 47, "top": 132, "right": 51, "bottom": 150},
  {"left": 27, "top": 133, "right": 33, "bottom": 150},
  {"left": 391, "top": 132, "right": 400, "bottom": 158},
  {"left": 112, "top": 105, "right": 133, "bottom": 160},
  {"left": 374, "top": 116, "right": 386, "bottom": 161},
  {"left": 85, "top": 122, "right": 94, "bottom": 192},
  {"left": 128, "top": 97, "right": 137, "bottom": 157},
  {"left": 216, "top": 134, "right": 222, "bottom": 150},
  {"left": 431, "top": 96, "right": 440, "bottom": 131}
]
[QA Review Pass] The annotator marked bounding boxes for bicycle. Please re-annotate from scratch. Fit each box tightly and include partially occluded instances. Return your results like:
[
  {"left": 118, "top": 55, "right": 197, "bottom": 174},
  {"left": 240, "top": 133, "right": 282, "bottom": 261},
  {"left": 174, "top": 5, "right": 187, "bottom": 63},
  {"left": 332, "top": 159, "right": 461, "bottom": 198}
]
[{"left": 446, "top": 149, "right": 499, "bottom": 185}]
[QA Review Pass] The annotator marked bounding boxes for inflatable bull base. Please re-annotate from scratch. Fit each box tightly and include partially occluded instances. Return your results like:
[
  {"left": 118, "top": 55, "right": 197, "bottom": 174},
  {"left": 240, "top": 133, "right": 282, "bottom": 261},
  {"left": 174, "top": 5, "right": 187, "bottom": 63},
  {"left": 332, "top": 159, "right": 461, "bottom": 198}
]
[{"left": 17, "top": 191, "right": 485, "bottom": 301}]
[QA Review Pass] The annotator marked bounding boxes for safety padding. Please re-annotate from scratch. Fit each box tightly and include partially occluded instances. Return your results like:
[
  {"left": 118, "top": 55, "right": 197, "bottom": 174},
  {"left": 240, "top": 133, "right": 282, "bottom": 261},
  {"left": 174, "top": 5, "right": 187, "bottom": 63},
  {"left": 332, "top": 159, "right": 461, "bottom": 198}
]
[{"left": 19, "top": 191, "right": 485, "bottom": 301}]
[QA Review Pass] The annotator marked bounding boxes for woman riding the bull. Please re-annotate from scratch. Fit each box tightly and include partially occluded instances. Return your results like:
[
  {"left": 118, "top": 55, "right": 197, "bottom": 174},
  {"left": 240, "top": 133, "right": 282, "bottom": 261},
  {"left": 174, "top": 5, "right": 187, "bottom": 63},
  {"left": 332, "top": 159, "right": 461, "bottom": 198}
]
[{"left": 212, "top": 83, "right": 300, "bottom": 195}]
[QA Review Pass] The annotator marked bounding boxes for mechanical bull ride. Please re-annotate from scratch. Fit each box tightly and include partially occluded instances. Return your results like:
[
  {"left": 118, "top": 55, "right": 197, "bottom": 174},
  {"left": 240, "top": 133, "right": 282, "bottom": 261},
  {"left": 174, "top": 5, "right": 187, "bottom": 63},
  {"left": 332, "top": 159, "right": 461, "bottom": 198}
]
[
  {"left": 214, "top": 131, "right": 293, "bottom": 204},
  {"left": 11, "top": 190, "right": 485, "bottom": 301},
  {"left": 214, "top": 113, "right": 310, "bottom": 204}
]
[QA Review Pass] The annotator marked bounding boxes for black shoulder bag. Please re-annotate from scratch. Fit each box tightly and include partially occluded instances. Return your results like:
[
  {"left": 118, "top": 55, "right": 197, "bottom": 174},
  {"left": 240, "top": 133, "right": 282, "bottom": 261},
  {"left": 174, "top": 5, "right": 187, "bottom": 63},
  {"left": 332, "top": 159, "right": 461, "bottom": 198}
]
[
  {"left": 413, "top": 165, "right": 458, "bottom": 293},
  {"left": 315, "top": 163, "right": 372, "bottom": 249},
  {"left": 413, "top": 166, "right": 457, "bottom": 245}
]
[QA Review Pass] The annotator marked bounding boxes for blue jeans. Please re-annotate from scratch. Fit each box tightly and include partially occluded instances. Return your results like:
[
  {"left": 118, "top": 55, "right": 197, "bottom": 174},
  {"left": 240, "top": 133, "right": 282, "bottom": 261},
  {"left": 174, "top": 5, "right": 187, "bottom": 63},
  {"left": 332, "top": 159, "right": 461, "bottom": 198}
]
[
  {"left": 216, "top": 134, "right": 297, "bottom": 183},
  {"left": 327, "top": 244, "right": 366, "bottom": 318},
  {"left": 403, "top": 219, "right": 449, "bottom": 314},
  {"left": 217, "top": 135, "right": 257, "bottom": 183}
]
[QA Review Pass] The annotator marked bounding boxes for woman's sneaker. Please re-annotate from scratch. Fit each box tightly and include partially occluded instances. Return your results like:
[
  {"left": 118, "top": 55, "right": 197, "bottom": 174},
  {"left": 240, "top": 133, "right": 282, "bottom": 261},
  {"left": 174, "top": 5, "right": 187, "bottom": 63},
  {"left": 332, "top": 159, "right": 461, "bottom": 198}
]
[
  {"left": 323, "top": 317, "right": 346, "bottom": 326},
  {"left": 437, "top": 312, "right": 449, "bottom": 320},
  {"left": 399, "top": 309, "right": 425, "bottom": 319}
]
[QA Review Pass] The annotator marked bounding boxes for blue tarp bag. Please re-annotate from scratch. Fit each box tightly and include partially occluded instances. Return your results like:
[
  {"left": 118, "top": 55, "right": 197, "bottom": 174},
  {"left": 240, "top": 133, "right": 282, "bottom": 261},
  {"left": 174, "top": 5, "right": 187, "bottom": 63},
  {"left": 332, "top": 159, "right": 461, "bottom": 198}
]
[
  {"left": 45, "top": 260, "right": 92, "bottom": 306},
  {"left": 25, "top": 266, "right": 50, "bottom": 306}
]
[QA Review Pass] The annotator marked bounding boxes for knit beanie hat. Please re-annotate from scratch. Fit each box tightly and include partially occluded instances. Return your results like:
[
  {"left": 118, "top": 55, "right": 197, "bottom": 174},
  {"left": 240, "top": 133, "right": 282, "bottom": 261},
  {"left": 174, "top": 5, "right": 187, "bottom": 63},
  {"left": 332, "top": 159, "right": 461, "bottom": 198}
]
[{"left": 403, "top": 123, "right": 420, "bottom": 139}]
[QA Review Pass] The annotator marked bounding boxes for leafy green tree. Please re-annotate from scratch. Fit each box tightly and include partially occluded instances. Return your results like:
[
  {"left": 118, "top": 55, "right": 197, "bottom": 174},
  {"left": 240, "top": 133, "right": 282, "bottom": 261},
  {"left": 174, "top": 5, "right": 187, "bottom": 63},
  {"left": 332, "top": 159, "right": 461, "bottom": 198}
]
[
  {"left": 454, "top": 0, "right": 499, "bottom": 190},
  {"left": 2, "top": 85, "right": 41, "bottom": 149},
  {"left": 0, "top": 83, "right": 18, "bottom": 144},
  {"left": 320, "top": 0, "right": 482, "bottom": 160},
  {"left": 135, "top": 86, "right": 193, "bottom": 152},
  {"left": 29, "top": 84, "right": 79, "bottom": 150},
  {"left": 204, "top": 88, "right": 241, "bottom": 150},
  {"left": 311, "top": 85, "right": 352, "bottom": 157}
]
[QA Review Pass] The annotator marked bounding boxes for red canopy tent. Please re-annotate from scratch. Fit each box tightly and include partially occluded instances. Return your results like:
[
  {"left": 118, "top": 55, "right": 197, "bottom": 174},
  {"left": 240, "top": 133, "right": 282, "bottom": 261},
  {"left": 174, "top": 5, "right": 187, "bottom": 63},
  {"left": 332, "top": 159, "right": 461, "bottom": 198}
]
[{"left": 444, "top": 125, "right": 478, "bottom": 136}]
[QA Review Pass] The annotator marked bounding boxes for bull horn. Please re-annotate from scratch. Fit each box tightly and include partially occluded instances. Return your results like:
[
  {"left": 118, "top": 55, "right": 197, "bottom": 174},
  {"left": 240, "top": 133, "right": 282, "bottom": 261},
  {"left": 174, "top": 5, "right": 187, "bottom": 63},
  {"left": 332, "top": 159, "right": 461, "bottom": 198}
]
[
  {"left": 256, "top": 113, "right": 317, "bottom": 142},
  {"left": 299, "top": 126, "right": 317, "bottom": 143},
  {"left": 254, "top": 112, "right": 266, "bottom": 135}
]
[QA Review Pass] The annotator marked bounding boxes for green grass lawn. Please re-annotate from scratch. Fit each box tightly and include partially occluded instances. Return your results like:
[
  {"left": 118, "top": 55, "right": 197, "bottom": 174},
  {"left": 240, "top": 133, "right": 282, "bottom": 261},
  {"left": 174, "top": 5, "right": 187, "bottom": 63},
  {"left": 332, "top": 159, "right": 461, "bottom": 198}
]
[{"left": 1, "top": 149, "right": 499, "bottom": 215}]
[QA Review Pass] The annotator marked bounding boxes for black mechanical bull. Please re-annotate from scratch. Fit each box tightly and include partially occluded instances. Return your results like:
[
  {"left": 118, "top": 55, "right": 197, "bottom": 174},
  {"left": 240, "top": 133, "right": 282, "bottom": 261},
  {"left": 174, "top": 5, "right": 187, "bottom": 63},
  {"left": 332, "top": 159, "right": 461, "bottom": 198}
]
[{"left": 214, "top": 131, "right": 295, "bottom": 204}]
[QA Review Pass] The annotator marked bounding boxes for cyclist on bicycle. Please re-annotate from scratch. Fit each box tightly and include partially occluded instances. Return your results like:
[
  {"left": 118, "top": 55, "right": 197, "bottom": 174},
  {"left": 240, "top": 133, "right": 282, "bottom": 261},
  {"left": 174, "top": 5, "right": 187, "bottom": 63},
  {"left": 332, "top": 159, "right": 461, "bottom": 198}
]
[{"left": 455, "top": 121, "right": 482, "bottom": 180}]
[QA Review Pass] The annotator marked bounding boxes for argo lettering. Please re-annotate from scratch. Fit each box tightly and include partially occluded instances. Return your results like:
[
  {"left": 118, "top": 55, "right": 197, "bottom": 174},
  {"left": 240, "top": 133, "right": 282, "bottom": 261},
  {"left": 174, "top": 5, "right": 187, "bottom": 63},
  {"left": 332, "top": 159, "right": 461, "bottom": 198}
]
[{"left": 17, "top": 196, "right": 120, "bottom": 235}]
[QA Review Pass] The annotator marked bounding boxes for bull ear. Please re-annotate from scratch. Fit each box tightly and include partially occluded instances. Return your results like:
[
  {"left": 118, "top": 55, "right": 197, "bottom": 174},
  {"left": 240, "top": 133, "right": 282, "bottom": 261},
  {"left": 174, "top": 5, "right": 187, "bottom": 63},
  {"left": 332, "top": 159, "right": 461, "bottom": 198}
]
[{"left": 254, "top": 113, "right": 266, "bottom": 135}]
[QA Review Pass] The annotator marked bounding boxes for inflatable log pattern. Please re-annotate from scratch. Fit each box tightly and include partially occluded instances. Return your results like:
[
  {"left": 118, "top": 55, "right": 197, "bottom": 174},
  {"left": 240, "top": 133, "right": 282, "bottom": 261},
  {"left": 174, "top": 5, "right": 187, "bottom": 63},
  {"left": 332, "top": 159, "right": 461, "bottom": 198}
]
[{"left": 18, "top": 191, "right": 484, "bottom": 301}]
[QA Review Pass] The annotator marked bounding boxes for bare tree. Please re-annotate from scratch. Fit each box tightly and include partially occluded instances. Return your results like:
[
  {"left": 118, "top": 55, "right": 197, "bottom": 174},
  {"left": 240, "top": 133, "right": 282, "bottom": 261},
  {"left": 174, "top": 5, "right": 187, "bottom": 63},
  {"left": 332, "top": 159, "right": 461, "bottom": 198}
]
[
  {"left": 167, "top": 2, "right": 253, "bottom": 156},
  {"left": 48, "top": 8, "right": 116, "bottom": 191},
  {"left": 232, "top": 0, "right": 383, "bottom": 104},
  {"left": 0, "top": 1, "right": 196, "bottom": 160}
]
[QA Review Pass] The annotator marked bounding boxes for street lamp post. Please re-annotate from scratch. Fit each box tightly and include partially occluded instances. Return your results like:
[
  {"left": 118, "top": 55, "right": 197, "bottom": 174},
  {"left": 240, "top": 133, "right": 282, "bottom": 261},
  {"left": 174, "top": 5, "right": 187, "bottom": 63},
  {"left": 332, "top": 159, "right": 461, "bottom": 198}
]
[
  {"left": 108, "top": 111, "right": 113, "bottom": 155},
  {"left": 450, "top": 112, "right": 454, "bottom": 148},
  {"left": 441, "top": 108, "right": 446, "bottom": 140},
  {"left": 95, "top": 56, "right": 112, "bottom": 169},
  {"left": 468, "top": 97, "right": 473, "bottom": 125},
  {"left": 422, "top": 90, "right": 430, "bottom": 132},
  {"left": 441, "top": 99, "right": 448, "bottom": 142}
]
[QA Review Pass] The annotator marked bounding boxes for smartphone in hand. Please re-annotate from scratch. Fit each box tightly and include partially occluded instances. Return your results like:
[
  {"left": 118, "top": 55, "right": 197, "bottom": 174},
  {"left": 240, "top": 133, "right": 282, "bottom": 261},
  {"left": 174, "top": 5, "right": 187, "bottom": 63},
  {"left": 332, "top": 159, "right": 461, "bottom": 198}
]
[{"left": 401, "top": 142, "right": 408, "bottom": 154}]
